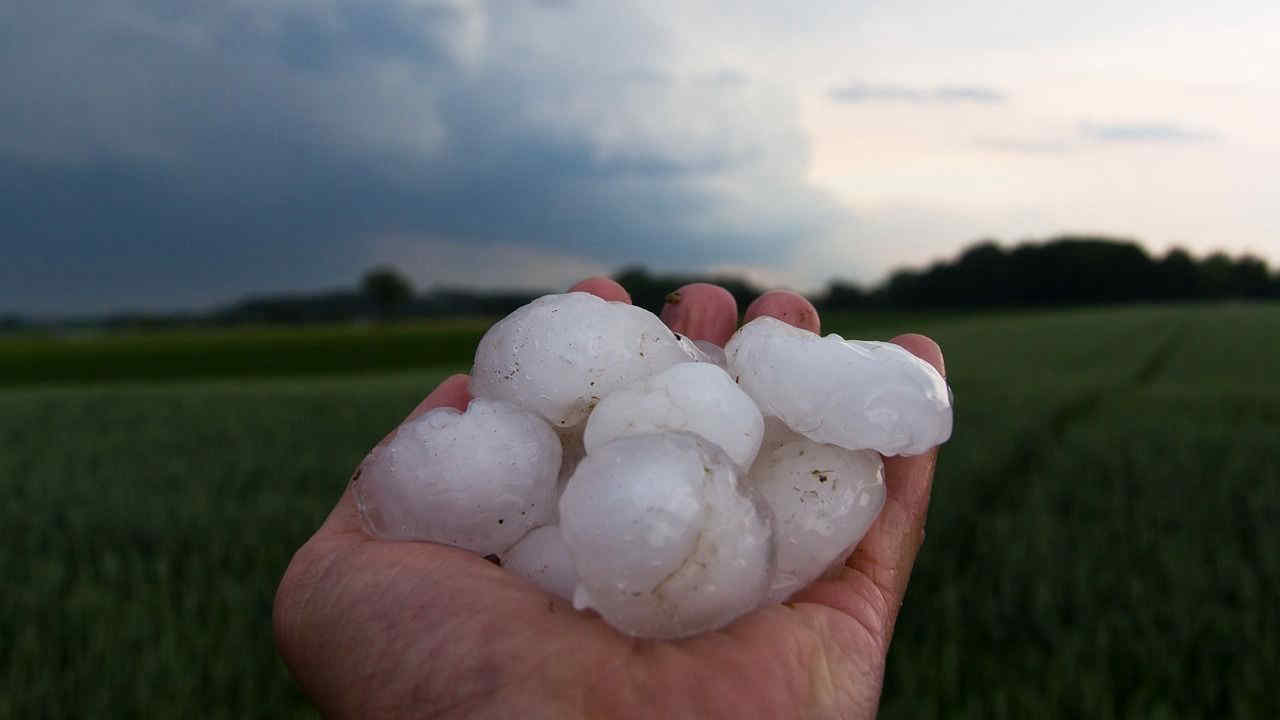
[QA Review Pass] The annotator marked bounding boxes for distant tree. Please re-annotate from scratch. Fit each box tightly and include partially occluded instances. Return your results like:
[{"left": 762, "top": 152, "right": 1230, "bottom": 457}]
[
  {"left": 361, "top": 266, "right": 414, "bottom": 319},
  {"left": 0, "top": 314, "right": 25, "bottom": 332},
  {"left": 1157, "top": 248, "right": 1199, "bottom": 299},
  {"left": 820, "top": 280, "right": 868, "bottom": 310}
]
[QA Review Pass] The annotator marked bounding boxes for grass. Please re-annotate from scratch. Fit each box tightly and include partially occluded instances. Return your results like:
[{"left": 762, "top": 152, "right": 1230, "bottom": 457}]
[{"left": 1, "top": 303, "right": 1276, "bottom": 717}]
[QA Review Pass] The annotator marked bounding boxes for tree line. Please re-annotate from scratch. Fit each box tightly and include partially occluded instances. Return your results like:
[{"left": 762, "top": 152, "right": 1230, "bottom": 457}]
[
  {"left": 6, "top": 236, "right": 1277, "bottom": 330},
  {"left": 850, "top": 236, "right": 1278, "bottom": 310}
]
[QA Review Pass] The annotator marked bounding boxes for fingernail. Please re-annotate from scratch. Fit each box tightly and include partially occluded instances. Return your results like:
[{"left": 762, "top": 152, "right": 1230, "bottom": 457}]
[{"left": 660, "top": 291, "right": 689, "bottom": 333}]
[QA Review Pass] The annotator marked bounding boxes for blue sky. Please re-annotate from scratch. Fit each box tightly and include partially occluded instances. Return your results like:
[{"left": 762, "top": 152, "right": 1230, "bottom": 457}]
[{"left": 2, "top": 0, "right": 1277, "bottom": 315}]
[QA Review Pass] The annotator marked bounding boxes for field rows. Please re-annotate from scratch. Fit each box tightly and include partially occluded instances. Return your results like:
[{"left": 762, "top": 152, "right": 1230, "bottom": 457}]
[{"left": 2, "top": 304, "right": 1277, "bottom": 718}]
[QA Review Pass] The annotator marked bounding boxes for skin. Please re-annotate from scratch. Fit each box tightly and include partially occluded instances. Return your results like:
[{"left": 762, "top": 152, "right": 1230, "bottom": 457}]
[{"left": 274, "top": 277, "right": 945, "bottom": 719}]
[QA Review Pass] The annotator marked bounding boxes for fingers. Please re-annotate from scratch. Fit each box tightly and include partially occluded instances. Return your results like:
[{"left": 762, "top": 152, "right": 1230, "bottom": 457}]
[
  {"left": 660, "top": 283, "right": 739, "bottom": 346},
  {"left": 790, "top": 334, "right": 945, "bottom": 650},
  {"left": 404, "top": 373, "right": 472, "bottom": 421},
  {"left": 320, "top": 374, "right": 474, "bottom": 537},
  {"left": 743, "top": 290, "right": 820, "bottom": 334},
  {"left": 569, "top": 276, "right": 632, "bottom": 304},
  {"left": 847, "top": 334, "right": 944, "bottom": 631}
]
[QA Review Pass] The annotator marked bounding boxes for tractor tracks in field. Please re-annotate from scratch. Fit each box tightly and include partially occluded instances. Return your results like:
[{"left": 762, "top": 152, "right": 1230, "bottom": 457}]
[{"left": 968, "top": 318, "right": 1188, "bottom": 513}]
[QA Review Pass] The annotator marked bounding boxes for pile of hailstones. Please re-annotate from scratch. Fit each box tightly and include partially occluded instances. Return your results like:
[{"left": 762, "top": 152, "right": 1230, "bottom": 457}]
[{"left": 355, "top": 292, "right": 952, "bottom": 639}]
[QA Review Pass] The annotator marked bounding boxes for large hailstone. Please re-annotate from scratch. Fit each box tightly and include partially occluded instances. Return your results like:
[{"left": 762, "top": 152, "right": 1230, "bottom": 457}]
[
  {"left": 559, "top": 433, "right": 772, "bottom": 638},
  {"left": 725, "top": 316, "right": 952, "bottom": 456},
  {"left": 354, "top": 399, "right": 561, "bottom": 555},
  {"left": 501, "top": 526, "right": 578, "bottom": 601},
  {"left": 674, "top": 334, "right": 728, "bottom": 369},
  {"left": 470, "top": 293, "right": 690, "bottom": 427},
  {"left": 748, "top": 439, "right": 886, "bottom": 604},
  {"left": 583, "top": 362, "right": 765, "bottom": 470}
]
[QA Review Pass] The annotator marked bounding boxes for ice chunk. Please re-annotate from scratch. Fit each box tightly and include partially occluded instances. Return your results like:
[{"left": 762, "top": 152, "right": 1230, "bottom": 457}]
[
  {"left": 674, "top": 334, "right": 728, "bottom": 370},
  {"left": 501, "top": 526, "right": 578, "bottom": 601},
  {"left": 725, "top": 316, "right": 952, "bottom": 456},
  {"left": 559, "top": 433, "right": 772, "bottom": 638},
  {"left": 354, "top": 399, "right": 561, "bottom": 555},
  {"left": 748, "top": 439, "right": 885, "bottom": 603},
  {"left": 470, "top": 293, "right": 690, "bottom": 427},
  {"left": 584, "top": 362, "right": 765, "bottom": 470},
  {"left": 693, "top": 340, "right": 728, "bottom": 369},
  {"left": 759, "top": 415, "right": 804, "bottom": 458}
]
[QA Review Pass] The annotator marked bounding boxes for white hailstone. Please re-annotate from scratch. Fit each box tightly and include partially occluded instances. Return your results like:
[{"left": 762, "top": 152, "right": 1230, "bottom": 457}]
[
  {"left": 748, "top": 439, "right": 886, "bottom": 604},
  {"left": 725, "top": 316, "right": 952, "bottom": 456},
  {"left": 354, "top": 399, "right": 561, "bottom": 555},
  {"left": 675, "top": 333, "right": 709, "bottom": 362},
  {"left": 759, "top": 415, "right": 805, "bottom": 458},
  {"left": 559, "top": 433, "right": 772, "bottom": 638},
  {"left": 674, "top": 334, "right": 728, "bottom": 369},
  {"left": 501, "top": 526, "right": 578, "bottom": 601},
  {"left": 470, "top": 293, "right": 690, "bottom": 427},
  {"left": 693, "top": 340, "right": 728, "bottom": 369},
  {"left": 583, "top": 362, "right": 765, "bottom": 470}
]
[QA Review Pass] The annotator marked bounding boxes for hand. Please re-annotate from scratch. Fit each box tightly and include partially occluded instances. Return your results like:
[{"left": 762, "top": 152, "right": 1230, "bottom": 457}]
[{"left": 274, "top": 278, "right": 945, "bottom": 719}]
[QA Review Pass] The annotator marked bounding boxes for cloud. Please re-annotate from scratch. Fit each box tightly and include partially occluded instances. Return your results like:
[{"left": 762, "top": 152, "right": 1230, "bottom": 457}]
[
  {"left": 0, "top": 0, "right": 851, "bottom": 314},
  {"left": 829, "top": 81, "right": 1006, "bottom": 105},
  {"left": 974, "top": 136, "right": 1072, "bottom": 154},
  {"left": 1079, "top": 122, "right": 1219, "bottom": 143}
]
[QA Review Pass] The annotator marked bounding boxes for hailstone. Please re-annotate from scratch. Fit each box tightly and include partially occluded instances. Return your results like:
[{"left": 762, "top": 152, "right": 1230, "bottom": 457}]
[
  {"left": 759, "top": 415, "right": 805, "bottom": 457},
  {"left": 583, "top": 362, "right": 765, "bottom": 470},
  {"left": 559, "top": 433, "right": 772, "bottom": 639},
  {"left": 501, "top": 526, "right": 578, "bottom": 601},
  {"left": 748, "top": 439, "right": 886, "bottom": 604},
  {"left": 725, "top": 316, "right": 952, "bottom": 456},
  {"left": 470, "top": 292, "right": 690, "bottom": 427},
  {"left": 354, "top": 399, "right": 561, "bottom": 555},
  {"left": 693, "top": 340, "right": 728, "bottom": 369}
]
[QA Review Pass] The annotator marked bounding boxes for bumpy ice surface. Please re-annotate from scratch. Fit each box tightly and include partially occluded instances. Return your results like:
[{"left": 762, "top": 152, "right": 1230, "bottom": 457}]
[
  {"left": 560, "top": 433, "right": 772, "bottom": 638},
  {"left": 748, "top": 439, "right": 886, "bottom": 603},
  {"left": 583, "top": 362, "right": 764, "bottom": 469},
  {"left": 470, "top": 292, "right": 690, "bottom": 427},
  {"left": 726, "top": 316, "right": 952, "bottom": 456},
  {"left": 501, "top": 525, "right": 578, "bottom": 601},
  {"left": 354, "top": 399, "right": 562, "bottom": 555},
  {"left": 355, "top": 293, "right": 954, "bottom": 639}
]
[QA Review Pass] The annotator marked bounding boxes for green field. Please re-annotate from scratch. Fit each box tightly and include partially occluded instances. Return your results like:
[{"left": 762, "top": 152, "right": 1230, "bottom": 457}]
[{"left": 2, "top": 304, "right": 1277, "bottom": 718}]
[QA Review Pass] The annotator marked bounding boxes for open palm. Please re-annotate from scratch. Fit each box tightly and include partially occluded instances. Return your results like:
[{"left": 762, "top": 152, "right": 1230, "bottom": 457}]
[{"left": 274, "top": 278, "right": 945, "bottom": 719}]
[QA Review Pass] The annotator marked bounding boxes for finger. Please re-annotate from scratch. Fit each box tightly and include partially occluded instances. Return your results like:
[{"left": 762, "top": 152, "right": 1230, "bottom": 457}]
[
  {"left": 660, "top": 283, "right": 739, "bottom": 346},
  {"left": 320, "top": 373, "right": 473, "bottom": 537},
  {"left": 792, "top": 334, "right": 945, "bottom": 646},
  {"left": 743, "top": 290, "right": 820, "bottom": 333},
  {"left": 569, "top": 276, "right": 632, "bottom": 303}
]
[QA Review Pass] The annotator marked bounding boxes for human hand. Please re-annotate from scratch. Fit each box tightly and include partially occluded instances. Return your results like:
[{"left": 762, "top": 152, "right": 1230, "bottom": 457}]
[{"left": 273, "top": 277, "right": 945, "bottom": 719}]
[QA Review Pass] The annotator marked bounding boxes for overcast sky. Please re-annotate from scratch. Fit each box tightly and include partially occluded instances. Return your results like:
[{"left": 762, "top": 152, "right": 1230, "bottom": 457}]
[{"left": 3, "top": 0, "right": 1277, "bottom": 315}]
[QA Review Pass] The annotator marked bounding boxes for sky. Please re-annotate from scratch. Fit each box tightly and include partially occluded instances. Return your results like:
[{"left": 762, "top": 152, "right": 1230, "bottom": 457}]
[{"left": 2, "top": 0, "right": 1277, "bottom": 315}]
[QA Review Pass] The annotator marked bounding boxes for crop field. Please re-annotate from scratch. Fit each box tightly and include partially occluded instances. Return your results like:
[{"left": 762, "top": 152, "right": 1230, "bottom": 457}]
[{"left": 2, "top": 304, "right": 1277, "bottom": 718}]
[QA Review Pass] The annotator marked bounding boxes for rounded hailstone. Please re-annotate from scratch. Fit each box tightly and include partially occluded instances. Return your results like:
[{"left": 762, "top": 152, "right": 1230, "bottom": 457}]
[
  {"left": 559, "top": 433, "right": 772, "bottom": 638},
  {"left": 748, "top": 439, "right": 886, "bottom": 604},
  {"left": 354, "top": 399, "right": 561, "bottom": 555},
  {"left": 583, "top": 362, "right": 765, "bottom": 470},
  {"left": 693, "top": 340, "right": 728, "bottom": 369},
  {"left": 725, "top": 316, "right": 952, "bottom": 456},
  {"left": 470, "top": 293, "right": 691, "bottom": 427},
  {"left": 759, "top": 415, "right": 804, "bottom": 458},
  {"left": 674, "top": 334, "right": 728, "bottom": 369},
  {"left": 501, "top": 526, "right": 578, "bottom": 601}
]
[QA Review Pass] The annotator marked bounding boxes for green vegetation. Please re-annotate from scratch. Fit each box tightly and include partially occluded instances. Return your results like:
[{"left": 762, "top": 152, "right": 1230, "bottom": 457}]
[
  {"left": 2, "top": 304, "right": 1276, "bottom": 718},
  {"left": 0, "top": 319, "right": 488, "bottom": 387}
]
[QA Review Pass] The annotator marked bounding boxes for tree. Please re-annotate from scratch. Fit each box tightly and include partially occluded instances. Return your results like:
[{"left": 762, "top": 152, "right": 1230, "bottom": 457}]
[{"left": 361, "top": 266, "right": 414, "bottom": 319}]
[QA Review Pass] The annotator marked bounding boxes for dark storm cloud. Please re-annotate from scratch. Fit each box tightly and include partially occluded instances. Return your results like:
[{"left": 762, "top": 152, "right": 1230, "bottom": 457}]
[
  {"left": 0, "top": 0, "right": 845, "bottom": 314},
  {"left": 829, "top": 82, "right": 1006, "bottom": 105}
]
